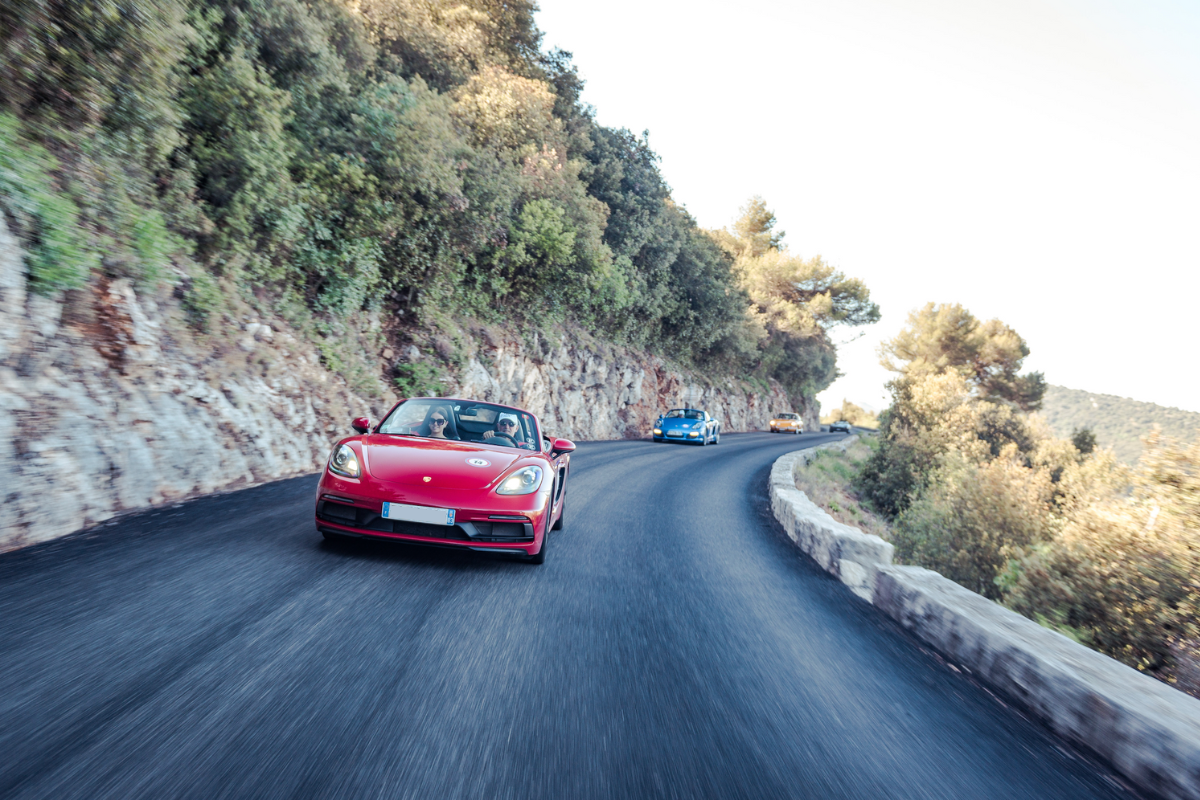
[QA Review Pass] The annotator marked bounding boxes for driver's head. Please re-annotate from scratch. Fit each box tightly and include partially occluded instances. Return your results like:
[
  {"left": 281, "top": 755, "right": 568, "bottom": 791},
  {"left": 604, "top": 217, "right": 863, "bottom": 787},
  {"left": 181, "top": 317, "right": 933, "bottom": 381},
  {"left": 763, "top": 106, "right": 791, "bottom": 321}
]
[{"left": 496, "top": 413, "right": 518, "bottom": 433}]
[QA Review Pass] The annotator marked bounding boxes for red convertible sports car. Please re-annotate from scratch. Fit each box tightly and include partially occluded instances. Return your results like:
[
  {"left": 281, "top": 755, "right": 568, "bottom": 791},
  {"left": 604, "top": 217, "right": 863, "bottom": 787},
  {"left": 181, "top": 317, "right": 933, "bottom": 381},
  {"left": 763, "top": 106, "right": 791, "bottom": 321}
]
[{"left": 315, "top": 397, "right": 574, "bottom": 564}]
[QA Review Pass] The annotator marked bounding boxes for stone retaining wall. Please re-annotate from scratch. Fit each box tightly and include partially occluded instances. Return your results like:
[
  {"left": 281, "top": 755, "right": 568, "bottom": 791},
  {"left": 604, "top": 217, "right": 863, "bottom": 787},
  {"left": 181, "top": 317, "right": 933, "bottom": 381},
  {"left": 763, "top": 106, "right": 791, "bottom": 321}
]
[
  {"left": 768, "top": 438, "right": 892, "bottom": 601},
  {"left": 770, "top": 444, "right": 1200, "bottom": 800}
]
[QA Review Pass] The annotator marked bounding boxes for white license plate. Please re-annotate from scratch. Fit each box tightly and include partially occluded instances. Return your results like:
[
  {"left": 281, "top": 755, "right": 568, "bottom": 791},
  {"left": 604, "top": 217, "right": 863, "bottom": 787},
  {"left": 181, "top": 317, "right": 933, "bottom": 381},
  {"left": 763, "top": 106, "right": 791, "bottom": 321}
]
[{"left": 382, "top": 502, "right": 456, "bottom": 526}]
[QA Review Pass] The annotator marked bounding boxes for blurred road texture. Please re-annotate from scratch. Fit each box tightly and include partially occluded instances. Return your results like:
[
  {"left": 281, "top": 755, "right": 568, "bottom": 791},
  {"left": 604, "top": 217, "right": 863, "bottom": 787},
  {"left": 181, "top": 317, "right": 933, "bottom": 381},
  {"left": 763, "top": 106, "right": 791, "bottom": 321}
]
[{"left": 0, "top": 432, "right": 1139, "bottom": 799}]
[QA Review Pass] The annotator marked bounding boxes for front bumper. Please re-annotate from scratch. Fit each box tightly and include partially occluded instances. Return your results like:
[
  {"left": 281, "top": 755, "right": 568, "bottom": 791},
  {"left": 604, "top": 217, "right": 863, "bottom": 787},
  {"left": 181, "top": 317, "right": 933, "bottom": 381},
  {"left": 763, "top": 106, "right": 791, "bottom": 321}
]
[
  {"left": 655, "top": 428, "right": 703, "bottom": 442},
  {"left": 317, "top": 520, "right": 534, "bottom": 555},
  {"left": 315, "top": 487, "right": 546, "bottom": 556}
]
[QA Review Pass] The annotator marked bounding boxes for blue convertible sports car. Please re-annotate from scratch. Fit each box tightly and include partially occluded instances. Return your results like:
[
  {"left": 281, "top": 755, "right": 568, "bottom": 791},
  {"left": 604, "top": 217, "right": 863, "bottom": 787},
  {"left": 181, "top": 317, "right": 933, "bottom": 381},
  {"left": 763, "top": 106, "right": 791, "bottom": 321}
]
[{"left": 652, "top": 408, "right": 721, "bottom": 445}]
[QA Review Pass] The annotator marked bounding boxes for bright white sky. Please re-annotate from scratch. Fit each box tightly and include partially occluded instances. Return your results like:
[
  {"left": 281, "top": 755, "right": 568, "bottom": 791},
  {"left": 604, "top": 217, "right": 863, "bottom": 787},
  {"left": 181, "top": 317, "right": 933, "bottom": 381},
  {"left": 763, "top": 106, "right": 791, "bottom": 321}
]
[{"left": 535, "top": 0, "right": 1200, "bottom": 414}]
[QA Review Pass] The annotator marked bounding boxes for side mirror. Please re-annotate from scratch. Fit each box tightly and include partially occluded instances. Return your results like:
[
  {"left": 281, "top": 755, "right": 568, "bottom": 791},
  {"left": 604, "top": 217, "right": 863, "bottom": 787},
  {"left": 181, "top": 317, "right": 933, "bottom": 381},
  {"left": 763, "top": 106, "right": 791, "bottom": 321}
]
[
  {"left": 351, "top": 416, "right": 371, "bottom": 434},
  {"left": 550, "top": 438, "right": 576, "bottom": 455}
]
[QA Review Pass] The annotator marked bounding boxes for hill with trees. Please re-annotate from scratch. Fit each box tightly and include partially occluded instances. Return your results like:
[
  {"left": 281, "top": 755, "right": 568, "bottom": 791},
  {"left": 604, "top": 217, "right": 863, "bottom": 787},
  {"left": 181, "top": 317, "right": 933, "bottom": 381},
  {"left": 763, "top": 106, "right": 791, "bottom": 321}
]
[
  {"left": 1037, "top": 385, "right": 1200, "bottom": 465},
  {"left": 853, "top": 303, "right": 1199, "bottom": 695},
  {"left": 0, "top": 0, "right": 877, "bottom": 406}
]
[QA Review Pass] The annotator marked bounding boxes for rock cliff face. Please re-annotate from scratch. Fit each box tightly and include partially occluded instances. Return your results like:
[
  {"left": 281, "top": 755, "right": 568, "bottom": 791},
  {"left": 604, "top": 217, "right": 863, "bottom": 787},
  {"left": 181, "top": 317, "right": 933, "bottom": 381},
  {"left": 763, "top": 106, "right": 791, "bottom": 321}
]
[
  {"left": 449, "top": 331, "right": 808, "bottom": 443},
  {"left": 0, "top": 217, "right": 811, "bottom": 552}
]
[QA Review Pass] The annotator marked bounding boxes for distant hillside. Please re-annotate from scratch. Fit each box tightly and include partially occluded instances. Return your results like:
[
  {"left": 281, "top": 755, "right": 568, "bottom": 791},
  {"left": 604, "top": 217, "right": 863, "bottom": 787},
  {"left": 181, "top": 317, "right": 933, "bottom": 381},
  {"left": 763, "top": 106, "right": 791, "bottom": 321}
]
[{"left": 1037, "top": 385, "right": 1200, "bottom": 464}]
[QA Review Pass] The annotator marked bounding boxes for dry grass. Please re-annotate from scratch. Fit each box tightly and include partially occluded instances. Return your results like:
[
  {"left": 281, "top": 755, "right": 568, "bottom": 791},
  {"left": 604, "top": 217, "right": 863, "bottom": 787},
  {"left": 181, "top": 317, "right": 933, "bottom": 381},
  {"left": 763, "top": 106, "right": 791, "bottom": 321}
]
[{"left": 794, "top": 439, "right": 892, "bottom": 541}]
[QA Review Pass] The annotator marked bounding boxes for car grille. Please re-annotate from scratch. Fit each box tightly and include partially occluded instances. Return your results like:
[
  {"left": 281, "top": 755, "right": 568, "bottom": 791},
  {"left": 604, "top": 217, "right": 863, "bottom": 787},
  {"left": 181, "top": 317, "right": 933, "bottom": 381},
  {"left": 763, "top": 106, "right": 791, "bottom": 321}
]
[
  {"left": 317, "top": 500, "right": 531, "bottom": 542},
  {"left": 391, "top": 520, "right": 473, "bottom": 540},
  {"left": 318, "top": 499, "right": 469, "bottom": 540}
]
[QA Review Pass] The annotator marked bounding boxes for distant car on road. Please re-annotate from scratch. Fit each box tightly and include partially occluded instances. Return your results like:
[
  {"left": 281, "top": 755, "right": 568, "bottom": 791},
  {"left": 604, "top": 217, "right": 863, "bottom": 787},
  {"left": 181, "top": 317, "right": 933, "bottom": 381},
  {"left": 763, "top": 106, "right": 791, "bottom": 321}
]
[
  {"left": 652, "top": 408, "right": 721, "bottom": 445},
  {"left": 315, "top": 397, "right": 574, "bottom": 564},
  {"left": 829, "top": 420, "right": 852, "bottom": 433},
  {"left": 769, "top": 412, "right": 803, "bottom": 434}
]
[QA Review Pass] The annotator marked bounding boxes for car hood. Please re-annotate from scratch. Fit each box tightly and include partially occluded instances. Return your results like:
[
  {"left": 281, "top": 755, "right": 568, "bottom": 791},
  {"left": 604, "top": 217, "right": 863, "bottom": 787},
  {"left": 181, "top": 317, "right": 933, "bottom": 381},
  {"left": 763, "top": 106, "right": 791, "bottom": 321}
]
[
  {"left": 659, "top": 418, "right": 701, "bottom": 428},
  {"left": 362, "top": 436, "right": 527, "bottom": 489}
]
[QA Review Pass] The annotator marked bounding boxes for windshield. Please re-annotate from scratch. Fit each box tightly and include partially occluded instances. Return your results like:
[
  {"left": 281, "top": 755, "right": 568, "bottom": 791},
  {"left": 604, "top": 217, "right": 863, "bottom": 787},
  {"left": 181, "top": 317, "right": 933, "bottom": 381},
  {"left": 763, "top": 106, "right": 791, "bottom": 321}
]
[
  {"left": 378, "top": 399, "right": 540, "bottom": 450},
  {"left": 664, "top": 409, "right": 704, "bottom": 420},
  {"left": 777, "top": 413, "right": 797, "bottom": 420}
]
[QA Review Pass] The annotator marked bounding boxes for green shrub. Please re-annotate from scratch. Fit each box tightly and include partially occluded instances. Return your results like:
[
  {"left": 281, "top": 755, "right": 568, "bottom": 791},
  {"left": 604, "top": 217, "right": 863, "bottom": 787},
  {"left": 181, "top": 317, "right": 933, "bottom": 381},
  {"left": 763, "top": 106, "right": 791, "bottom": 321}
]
[
  {"left": 0, "top": 114, "right": 98, "bottom": 293},
  {"left": 853, "top": 430, "right": 923, "bottom": 518},
  {"left": 1002, "top": 435, "right": 1200, "bottom": 678},
  {"left": 892, "top": 451, "right": 1054, "bottom": 599},
  {"left": 393, "top": 362, "right": 443, "bottom": 398},
  {"left": 181, "top": 270, "right": 224, "bottom": 331},
  {"left": 1071, "top": 426, "right": 1097, "bottom": 456}
]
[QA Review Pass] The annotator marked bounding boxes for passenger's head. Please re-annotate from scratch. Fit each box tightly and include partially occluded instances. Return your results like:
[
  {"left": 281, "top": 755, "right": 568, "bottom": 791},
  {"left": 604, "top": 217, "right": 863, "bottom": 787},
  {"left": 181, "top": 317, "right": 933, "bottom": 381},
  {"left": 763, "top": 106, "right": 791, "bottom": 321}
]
[{"left": 426, "top": 406, "right": 452, "bottom": 437}]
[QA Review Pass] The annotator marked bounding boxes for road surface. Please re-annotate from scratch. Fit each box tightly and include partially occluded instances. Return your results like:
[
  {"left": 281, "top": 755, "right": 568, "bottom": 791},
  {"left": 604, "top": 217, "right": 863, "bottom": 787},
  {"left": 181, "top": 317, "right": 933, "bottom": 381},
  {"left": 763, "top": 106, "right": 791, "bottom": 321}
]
[{"left": 0, "top": 431, "right": 1138, "bottom": 798}]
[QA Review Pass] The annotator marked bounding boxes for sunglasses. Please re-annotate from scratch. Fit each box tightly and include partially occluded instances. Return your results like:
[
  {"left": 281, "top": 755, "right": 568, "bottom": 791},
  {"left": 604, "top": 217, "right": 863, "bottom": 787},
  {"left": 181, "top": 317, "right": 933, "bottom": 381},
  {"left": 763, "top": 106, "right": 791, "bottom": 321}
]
[
  {"left": 430, "top": 417, "right": 447, "bottom": 425},
  {"left": 498, "top": 420, "right": 516, "bottom": 427}
]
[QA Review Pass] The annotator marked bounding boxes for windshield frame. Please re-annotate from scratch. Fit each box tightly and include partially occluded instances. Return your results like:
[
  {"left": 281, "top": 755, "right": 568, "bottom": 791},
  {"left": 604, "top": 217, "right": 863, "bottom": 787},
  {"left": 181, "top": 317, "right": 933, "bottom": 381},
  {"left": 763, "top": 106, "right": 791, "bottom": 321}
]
[{"left": 377, "top": 397, "right": 542, "bottom": 450}]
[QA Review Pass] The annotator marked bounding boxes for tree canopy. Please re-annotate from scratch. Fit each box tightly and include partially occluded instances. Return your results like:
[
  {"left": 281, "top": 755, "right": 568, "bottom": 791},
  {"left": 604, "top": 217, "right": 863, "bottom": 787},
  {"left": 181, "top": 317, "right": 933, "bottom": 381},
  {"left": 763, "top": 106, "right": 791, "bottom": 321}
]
[
  {"left": 880, "top": 302, "right": 1045, "bottom": 411},
  {"left": 0, "top": 0, "right": 879, "bottom": 405},
  {"left": 703, "top": 198, "right": 880, "bottom": 397}
]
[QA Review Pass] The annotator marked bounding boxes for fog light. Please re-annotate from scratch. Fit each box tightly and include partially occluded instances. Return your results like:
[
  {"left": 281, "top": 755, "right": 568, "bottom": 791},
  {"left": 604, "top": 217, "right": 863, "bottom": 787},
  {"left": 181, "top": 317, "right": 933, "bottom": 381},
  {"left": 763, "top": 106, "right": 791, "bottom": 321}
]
[
  {"left": 687, "top": 431, "right": 699, "bottom": 437},
  {"left": 652, "top": 428, "right": 662, "bottom": 435}
]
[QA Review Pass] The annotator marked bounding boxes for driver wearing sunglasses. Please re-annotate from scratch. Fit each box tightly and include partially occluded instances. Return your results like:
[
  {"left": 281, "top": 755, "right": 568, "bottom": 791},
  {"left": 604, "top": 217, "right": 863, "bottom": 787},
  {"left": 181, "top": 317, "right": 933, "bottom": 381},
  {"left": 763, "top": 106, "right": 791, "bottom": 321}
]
[
  {"left": 484, "top": 413, "right": 536, "bottom": 449},
  {"left": 482, "top": 413, "right": 519, "bottom": 443}
]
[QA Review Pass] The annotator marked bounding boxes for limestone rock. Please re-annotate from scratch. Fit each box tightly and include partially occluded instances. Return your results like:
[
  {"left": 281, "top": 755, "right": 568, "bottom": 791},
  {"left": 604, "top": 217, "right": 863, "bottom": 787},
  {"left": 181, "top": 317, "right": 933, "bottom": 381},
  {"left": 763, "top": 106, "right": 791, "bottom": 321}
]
[{"left": 450, "top": 334, "right": 807, "bottom": 441}]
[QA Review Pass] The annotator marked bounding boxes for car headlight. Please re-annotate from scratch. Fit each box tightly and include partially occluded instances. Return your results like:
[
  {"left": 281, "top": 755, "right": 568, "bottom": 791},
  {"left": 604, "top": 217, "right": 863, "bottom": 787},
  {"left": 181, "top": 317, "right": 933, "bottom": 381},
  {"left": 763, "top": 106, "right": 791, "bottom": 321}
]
[
  {"left": 497, "top": 465, "right": 543, "bottom": 495},
  {"left": 693, "top": 421, "right": 704, "bottom": 429},
  {"left": 328, "top": 443, "right": 361, "bottom": 478}
]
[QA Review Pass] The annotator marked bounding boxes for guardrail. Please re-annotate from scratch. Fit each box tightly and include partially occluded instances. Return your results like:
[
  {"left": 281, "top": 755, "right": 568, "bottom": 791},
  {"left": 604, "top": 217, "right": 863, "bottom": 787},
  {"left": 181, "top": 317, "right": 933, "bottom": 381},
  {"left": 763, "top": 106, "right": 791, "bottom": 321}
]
[{"left": 770, "top": 442, "right": 1200, "bottom": 800}]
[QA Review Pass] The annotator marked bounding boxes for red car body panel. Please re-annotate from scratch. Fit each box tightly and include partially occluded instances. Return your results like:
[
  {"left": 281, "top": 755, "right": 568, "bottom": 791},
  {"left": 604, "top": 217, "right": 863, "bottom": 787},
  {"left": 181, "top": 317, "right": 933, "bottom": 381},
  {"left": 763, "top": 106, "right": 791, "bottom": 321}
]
[
  {"left": 314, "top": 398, "right": 571, "bottom": 558},
  {"left": 364, "top": 437, "right": 526, "bottom": 489}
]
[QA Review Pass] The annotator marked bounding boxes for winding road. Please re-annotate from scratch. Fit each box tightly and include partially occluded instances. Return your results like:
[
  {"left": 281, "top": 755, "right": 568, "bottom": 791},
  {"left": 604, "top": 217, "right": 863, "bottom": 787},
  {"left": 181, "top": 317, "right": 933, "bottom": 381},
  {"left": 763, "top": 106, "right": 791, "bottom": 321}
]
[{"left": 0, "top": 431, "right": 1139, "bottom": 799}]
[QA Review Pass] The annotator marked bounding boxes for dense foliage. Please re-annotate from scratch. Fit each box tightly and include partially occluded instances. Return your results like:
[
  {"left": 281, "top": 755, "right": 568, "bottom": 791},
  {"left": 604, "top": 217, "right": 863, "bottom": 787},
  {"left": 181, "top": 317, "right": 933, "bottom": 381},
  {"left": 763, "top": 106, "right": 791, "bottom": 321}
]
[
  {"left": 856, "top": 304, "right": 1046, "bottom": 519},
  {"left": 1038, "top": 384, "right": 1200, "bottom": 465},
  {"left": 0, "top": 0, "right": 877, "bottom": 402},
  {"left": 708, "top": 197, "right": 879, "bottom": 397},
  {"left": 1002, "top": 435, "right": 1199, "bottom": 678},
  {"left": 879, "top": 302, "right": 1046, "bottom": 411},
  {"left": 855, "top": 303, "right": 1199, "bottom": 691}
]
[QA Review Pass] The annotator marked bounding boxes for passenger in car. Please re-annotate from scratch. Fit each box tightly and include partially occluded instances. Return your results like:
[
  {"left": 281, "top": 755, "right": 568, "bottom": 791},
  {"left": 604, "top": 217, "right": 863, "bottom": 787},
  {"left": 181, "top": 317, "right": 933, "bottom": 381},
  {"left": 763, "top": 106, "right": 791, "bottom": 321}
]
[{"left": 420, "top": 407, "right": 457, "bottom": 439}]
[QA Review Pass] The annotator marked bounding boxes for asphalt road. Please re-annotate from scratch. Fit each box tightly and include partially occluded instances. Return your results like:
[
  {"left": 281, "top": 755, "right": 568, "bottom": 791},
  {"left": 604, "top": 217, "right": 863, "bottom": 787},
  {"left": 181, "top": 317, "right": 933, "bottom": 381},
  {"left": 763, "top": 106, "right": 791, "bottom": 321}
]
[{"left": 0, "top": 431, "right": 1140, "bottom": 799}]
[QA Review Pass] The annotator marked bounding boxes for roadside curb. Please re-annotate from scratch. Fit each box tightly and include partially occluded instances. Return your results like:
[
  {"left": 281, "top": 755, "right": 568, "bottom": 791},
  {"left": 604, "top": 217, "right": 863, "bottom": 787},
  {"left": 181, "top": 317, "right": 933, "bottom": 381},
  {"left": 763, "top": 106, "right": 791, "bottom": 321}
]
[
  {"left": 769, "top": 437, "right": 893, "bottom": 601},
  {"left": 770, "top": 443, "right": 1200, "bottom": 800}
]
